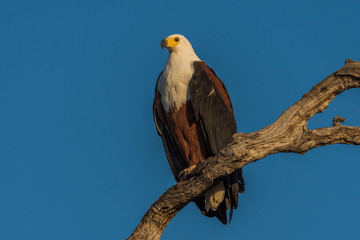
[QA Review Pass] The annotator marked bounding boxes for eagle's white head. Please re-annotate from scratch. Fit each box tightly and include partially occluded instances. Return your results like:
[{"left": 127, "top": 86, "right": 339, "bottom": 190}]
[
  {"left": 158, "top": 34, "right": 201, "bottom": 112},
  {"left": 161, "top": 34, "right": 200, "bottom": 61}
]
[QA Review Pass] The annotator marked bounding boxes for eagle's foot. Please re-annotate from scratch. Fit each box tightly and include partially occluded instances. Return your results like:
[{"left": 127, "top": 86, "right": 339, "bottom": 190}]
[{"left": 178, "top": 165, "right": 197, "bottom": 181}]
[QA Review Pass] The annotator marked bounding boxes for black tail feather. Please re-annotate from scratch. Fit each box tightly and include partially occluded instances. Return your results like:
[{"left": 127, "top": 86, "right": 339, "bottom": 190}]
[{"left": 194, "top": 168, "right": 245, "bottom": 224}]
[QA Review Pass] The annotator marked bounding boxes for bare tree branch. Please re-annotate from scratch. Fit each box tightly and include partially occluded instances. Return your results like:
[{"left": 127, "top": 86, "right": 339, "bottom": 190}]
[{"left": 128, "top": 59, "right": 360, "bottom": 240}]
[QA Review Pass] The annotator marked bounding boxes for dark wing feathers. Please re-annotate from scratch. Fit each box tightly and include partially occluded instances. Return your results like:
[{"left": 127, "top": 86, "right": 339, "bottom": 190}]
[
  {"left": 160, "top": 123, "right": 187, "bottom": 180},
  {"left": 189, "top": 61, "right": 236, "bottom": 154},
  {"left": 190, "top": 61, "right": 244, "bottom": 224},
  {"left": 153, "top": 73, "right": 164, "bottom": 136}
]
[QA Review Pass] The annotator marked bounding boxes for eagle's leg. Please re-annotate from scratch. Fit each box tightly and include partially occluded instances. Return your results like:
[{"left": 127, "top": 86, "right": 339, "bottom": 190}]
[{"left": 178, "top": 165, "right": 197, "bottom": 181}]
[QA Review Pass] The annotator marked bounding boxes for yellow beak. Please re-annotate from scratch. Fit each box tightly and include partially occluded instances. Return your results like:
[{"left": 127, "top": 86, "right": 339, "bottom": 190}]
[{"left": 160, "top": 38, "right": 179, "bottom": 50}]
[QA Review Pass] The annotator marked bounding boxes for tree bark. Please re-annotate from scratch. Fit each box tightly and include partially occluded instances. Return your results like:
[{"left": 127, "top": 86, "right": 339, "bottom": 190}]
[{"left": 128, "top": 59, "right": 360, "bottom": 240}]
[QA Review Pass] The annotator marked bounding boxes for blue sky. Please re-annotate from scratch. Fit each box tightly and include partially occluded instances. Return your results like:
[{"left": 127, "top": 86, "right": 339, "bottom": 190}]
[{"left": 0, "top": 0, "right": 359, "bottom": 239}]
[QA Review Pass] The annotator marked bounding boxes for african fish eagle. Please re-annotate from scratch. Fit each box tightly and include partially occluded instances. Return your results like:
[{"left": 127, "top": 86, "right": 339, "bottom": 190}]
[{"left": 153, "top": 34, "right": 245, "bottom": 224}]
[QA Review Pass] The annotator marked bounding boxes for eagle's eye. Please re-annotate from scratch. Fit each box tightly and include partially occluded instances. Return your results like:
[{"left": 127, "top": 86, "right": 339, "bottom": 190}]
[{"left": 174, "top": 37, "right": 180, "bottom": 42}]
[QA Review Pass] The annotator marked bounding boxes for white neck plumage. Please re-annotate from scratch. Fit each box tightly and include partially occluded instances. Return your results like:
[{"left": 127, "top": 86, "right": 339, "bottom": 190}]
[{"left": 157, "top": 49, "right": 201, "bottom": 112}]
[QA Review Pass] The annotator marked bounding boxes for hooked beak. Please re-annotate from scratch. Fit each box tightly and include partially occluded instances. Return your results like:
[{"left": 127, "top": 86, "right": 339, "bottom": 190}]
[{"left": 161, "top": 39, "right": 167, "bottom": 50}]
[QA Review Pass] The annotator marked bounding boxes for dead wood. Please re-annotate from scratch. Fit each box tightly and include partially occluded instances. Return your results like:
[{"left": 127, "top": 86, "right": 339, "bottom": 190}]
[{"left": 128, "top": 59, "right": 360, "bottom": 240}]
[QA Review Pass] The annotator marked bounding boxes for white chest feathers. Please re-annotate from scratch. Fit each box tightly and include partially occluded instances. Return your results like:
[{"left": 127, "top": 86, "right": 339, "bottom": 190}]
[{"left": 157, "top": 54, "right": 200, "bottom": 112}]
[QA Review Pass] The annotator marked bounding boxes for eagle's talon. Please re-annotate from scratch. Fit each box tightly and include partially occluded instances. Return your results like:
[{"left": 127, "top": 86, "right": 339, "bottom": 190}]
[{"left": 178, "top": 165, "right": 197, "bottom": 181}]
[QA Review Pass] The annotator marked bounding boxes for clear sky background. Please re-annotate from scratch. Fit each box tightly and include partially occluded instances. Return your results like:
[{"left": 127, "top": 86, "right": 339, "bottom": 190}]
[{"left": 0, "top": 0, "right": 359, "bottom": 239}]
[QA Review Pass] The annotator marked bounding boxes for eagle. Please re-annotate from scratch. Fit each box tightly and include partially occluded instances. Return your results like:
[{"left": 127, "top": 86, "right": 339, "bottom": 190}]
[{"left": 153, "top": 34, "right": 245, "bottom": 224}]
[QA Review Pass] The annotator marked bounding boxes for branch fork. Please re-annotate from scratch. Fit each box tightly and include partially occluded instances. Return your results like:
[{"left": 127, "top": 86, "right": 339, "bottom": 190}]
[{"left": 129, "top": 59, "right": 360, "bottom": 240}]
